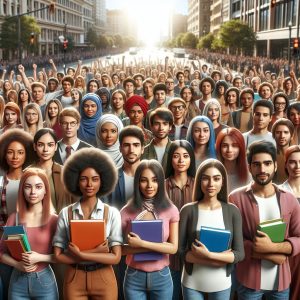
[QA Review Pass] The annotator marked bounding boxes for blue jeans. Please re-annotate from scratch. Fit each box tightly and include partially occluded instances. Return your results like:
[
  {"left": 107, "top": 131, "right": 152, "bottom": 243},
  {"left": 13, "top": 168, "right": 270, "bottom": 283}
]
[
  {"left": 182, "top": 285, "right": 231, "bottom": 300},
  {"left": 0, "top": 262, "right": 13, "bottom": 299},
  {"left": 123, "top": 266, "right": 173, "bottom": 300},
  {"left": 237, "top": 284, "right": 290, "bottom": 300},
  {"left": 8, "top": 265, "right": 58, "bottom": 300}
]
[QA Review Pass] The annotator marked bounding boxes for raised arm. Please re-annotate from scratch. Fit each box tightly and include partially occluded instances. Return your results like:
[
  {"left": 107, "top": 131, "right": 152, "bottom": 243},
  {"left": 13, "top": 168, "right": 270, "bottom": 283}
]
[{"left": 18, "top": 65, "right": 32, "bottom": 91}]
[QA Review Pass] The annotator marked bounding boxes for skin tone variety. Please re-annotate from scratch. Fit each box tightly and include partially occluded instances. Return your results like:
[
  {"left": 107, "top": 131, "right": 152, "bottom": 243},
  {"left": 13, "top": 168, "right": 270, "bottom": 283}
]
[
  {"left": 220, "top": 135, "right": 240, "bottom": 175},
  {"left": 60, "top": 116, "right": 80, "bottom": 145},
  {"left": 4, "top": 109, "right": 18, "bottom": 128},
  {"left": 150, "top": 116, "right": 171, "bottom": 147},
  {"left": 129, "top": 105, "right": 144, "bottom": 127},
  {"left": 83, "top": 100, "right": 97, "bottom": 118}
]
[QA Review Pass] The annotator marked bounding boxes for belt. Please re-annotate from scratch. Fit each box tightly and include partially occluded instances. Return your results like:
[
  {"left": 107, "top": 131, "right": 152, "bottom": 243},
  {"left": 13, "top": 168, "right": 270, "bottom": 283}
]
[{"left": 71, "top": 263, "right": 106, "bottom": 272}]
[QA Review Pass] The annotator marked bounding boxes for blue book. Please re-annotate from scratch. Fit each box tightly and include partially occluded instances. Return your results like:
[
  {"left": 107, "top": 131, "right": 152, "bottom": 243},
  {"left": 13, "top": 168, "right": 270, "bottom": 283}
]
[
  {"left": 131, "top": 220, "right": 163, "bottom": 261},
  {"left": 3, "top": 225, "right": 31, "bottom": 251},
  {"left": 199, "top": 226, "right": 231, "bottom": 252}
]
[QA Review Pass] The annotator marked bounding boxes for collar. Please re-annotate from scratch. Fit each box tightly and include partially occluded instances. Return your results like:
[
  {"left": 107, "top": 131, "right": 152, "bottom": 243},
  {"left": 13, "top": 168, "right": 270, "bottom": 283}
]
[
  {"left": 72, "top": 198, "right": 104, "bottom": 217},
  {"left": 60, "top": 138, "right": 80, "bottom": 151}
]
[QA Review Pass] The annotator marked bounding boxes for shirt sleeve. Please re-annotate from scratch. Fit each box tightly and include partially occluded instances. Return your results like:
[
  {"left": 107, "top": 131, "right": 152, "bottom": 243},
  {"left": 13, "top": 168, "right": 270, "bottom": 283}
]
[
  {"left": 169, "top": 203, "right": 180, "bottom": 223},
  {"left": 52, "top": 208, "right": 70, "bottom": 250},
  {"left": 107, "top": 206, "right": 123, "bottom": 247}
]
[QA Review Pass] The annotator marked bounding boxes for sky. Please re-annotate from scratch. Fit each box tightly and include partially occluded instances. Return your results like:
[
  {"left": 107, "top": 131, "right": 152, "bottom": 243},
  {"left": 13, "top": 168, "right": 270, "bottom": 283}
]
[{"left": 106, "top": 0, "right": 188, "bottom": 15}]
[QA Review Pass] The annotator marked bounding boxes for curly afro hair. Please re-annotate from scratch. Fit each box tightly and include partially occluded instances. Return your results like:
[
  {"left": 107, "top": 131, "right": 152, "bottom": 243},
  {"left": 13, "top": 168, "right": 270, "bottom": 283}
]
[{"left": 62, "top": 148, "right": 118, "bottom": 198}]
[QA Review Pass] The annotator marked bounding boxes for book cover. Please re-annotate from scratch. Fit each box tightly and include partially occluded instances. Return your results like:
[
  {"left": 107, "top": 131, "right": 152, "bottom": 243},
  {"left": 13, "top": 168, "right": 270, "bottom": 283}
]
[
  {"left": 7, "top": 234, "right": 31, "bottom": 252},
  {"left": 258, "top": 218, "right": 286, "bottom": 243},
  {"left": 70, "top": 220, "right": 105, "bottom": 251},
  {"left": 199, "top": 226, "right": 231, "bottom": 252},
  {"left": 131, "top": 220, "right": 163, "bottom": 261},
  {"left": 3, "top": 225, "right": 26, "bottom": 237},
  {"left": 4, "top": 239, "right": 26, "bottom": 261}
]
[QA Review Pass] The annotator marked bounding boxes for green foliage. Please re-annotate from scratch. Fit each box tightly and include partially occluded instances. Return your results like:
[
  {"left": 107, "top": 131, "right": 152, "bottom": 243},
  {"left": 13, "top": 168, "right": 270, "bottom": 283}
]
[
  {"left": 0, "top": 16, "right": 41, "bottom": 55},
  {"left": 219, "top": 20, "right": 256, "bottom": 54},
  {"left": 175, "top": 33, "right": 185, "bottom": 48},
  {"left": 197, "top": 32, "right": 215, "bottom": 50},
  {"left": 113, "top": 34, "right": 123, "bottom": 48},
  {"left": 86, "top": 27, "right": 98, "bottom": 46},
  {"left": 181, "top": 32, "right": 198, "bottom": 49}
]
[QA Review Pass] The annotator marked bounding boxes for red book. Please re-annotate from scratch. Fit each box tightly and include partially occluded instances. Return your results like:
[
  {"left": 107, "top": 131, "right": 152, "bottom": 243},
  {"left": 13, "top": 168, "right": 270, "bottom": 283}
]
[
  {"left": 4, "top": 239, "right": 26, "bottom": 261},
  {"left": 70, "top": 220, "right": 105, "bottom": 251}
]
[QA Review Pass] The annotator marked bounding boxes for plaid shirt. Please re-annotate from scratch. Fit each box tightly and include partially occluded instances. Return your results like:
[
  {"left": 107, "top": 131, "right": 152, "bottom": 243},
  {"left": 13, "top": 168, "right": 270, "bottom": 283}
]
[{"left": 0, "top": 175, "right": 9, "bottom": 226}]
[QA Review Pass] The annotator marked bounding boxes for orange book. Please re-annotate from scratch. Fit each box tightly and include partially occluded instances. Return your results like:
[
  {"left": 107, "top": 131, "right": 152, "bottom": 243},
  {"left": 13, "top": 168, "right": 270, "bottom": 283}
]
[
  {"left": 70, "top": 220, "right": 105, "bottom": 251},
  {"left": 4, "top": 239, "right": 26, "bottom": 261}
]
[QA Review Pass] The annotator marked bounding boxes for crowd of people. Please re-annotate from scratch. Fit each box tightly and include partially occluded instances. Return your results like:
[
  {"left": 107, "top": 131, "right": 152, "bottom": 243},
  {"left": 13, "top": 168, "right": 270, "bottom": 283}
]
[{"left": 0, "top": 52, "right": 300, "bottom": 300}]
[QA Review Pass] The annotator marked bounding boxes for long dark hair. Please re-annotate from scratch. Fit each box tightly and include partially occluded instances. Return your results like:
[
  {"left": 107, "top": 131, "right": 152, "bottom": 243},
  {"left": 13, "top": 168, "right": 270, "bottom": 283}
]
[
  {"left": 165, "top": 140, "right": 196, "bottom": 179},
  {"left": 130, "top": 160, "right": 171, "bottom": 211},
  {"left": 193, "top": 159, "right": 228, "bottom": 203}
]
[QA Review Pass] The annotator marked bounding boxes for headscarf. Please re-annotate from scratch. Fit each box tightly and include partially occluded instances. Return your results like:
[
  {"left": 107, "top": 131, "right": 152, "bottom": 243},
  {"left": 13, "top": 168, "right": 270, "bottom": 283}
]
[
  {"left": 186, "top": 115, "right": 216, "bottom": 159},
  {"left": 124, "top": 95, "right": 148, "bottom": 117},
  {"left": 96, "top": 87, "right": 112, "bottom": 113},
  {"left": 78, "top": 93, "right": 102, "bottom": 146},
  {"left": 95, "top": 114, "right": 124, "bottom": 168}
]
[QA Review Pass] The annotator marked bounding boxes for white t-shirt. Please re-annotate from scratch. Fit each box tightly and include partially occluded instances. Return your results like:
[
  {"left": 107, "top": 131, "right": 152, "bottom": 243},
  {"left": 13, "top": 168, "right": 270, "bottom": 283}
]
[
  {"left": 60, "top": 95, "right": 73, "bottom": 108},
  {"left": 255, "top": 194, "right": 280, "bottom": 291},
  {"left": 182, "top": 207, "right": 231, "bottom": 293},
  {"left": 123, "top": 171, "right": 134, "bottom": 202},
  {"left": 6, "top": 178, "right": 20, "bottom": 216},
  {"left": 154, "top": 146, "right": 166, "bottom": 164},
  {"left": 174, "top": 124, "right": 183, "bottom": 141}
]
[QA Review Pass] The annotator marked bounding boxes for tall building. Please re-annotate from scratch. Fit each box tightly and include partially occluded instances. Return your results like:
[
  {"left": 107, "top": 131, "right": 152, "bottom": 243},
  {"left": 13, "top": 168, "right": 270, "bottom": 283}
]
[
  {"left": 188, "top": 0, "right": 212, "bottom": 38},
  {"left": 170, "top": 13, "right": 188, "bottom": 39},
  {"left": 0, "top": 0, "right": 106, "bottom": 58},
  {"left": 238, "top": 0, "right": 299, "bottom": 58}
]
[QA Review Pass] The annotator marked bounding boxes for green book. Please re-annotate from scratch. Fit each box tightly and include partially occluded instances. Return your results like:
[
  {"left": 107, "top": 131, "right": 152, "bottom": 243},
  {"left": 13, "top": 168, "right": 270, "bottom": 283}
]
[{"left": 258, "top": 218, "right": 286, "bottom": 243}]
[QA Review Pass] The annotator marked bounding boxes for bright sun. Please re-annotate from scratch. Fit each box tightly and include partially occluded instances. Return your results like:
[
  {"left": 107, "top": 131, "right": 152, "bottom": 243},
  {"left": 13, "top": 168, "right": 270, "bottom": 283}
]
[{"left": 125, "top": 0, "right": 173, "bottom": 47}]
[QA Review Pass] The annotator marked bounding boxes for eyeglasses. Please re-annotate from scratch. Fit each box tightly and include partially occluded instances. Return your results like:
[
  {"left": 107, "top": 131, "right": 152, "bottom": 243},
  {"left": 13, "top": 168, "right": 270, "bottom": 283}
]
[
  {"left": 25, "top": 112, "right": 38, "bottom": 117},
  {"left": 61, "top": 121, "right": 78, "bottom": 128},
  {"left": 170, "top": 105, "right": 185, "bottom": 111},
  {"left": 166, "top": 81, "right": 174, "bottom": 85}
]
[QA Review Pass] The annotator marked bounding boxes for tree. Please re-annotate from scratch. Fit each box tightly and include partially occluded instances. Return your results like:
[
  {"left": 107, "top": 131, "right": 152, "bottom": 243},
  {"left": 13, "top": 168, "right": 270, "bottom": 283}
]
[
  {"left": 0, "top": 16, "right": 40, "bottom": 58},
  {"left": 181, "top": 32, "right": 198, "bottom": 49},
  {"left": 175, "top": 33, "right": 185, "bottom": 48},
  {"left": 197, "top": 33, "right": 215, "bottom": 50},
  {"left": 86, "top": 27, "right": 98, "bottom": 47},
  {"left": 218, "top": 20, "right": 257, "bottom": 54},
  {"left": 113, "top": 34, "right": 123, "bottom": 48}
]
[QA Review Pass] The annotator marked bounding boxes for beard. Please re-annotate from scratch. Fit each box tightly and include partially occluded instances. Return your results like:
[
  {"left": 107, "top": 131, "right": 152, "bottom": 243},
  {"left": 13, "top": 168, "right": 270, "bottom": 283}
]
[
  {"left": 123, "top": 154, "right": 141, "bottom": 165},
  {"left": 252, "top": 170, "right": 276, "bottom": 186}
]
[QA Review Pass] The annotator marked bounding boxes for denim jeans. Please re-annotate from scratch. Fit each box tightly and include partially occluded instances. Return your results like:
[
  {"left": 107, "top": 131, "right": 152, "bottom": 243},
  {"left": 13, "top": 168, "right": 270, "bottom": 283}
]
[
  {"left": 182, "top": 285, "right": 231, "bottom": 300},
  {"left": 0, "top": 262, "right": 13, "bottom": 299},
  {"left": 237, "top": 284, "right": 290, "bottom": 300},
  {"left": 8, "top": 265, "right": 58, "bottom": 300},
  {"left": 123, "top": 266, "right": 173, "bottom": 300}
]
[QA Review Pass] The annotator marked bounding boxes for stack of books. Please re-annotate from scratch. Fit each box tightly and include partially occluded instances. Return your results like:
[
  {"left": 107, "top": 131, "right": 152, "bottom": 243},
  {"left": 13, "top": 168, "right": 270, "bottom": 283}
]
[
  {"left": 3, "top": 225, "right": 31, "bottom": 261},
  {"left": 258, "top": 218, "right": 286, "bottom": 243}
]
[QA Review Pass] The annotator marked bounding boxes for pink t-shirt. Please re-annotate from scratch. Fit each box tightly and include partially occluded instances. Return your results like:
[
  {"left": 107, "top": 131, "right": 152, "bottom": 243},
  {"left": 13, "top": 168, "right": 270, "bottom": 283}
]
[
  {"left": 0, "top": 213, "right": 58, "bottom": 272},
  {"left": 121, "top": 203, "right": 179, "bottom": 272}
]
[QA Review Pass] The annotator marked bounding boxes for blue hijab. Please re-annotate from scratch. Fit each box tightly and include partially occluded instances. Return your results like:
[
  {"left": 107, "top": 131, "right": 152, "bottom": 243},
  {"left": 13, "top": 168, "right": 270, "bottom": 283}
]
[
  {"left": 78, "top": 93, "right": 102, "bottom": 146},
  {"left": 186, "top": 115, "right": 217, "bottom": 159}
]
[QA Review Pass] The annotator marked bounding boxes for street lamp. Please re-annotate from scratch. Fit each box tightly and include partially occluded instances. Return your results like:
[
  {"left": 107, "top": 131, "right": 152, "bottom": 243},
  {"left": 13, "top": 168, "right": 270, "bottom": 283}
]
[{"left": 288, "top": 21, "right": 292, "bottom": 67}]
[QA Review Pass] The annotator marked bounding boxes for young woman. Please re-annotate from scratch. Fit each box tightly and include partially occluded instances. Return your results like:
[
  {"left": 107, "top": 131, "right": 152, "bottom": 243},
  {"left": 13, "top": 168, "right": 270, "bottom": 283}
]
[
  {"left": 2, "top": 80, "right": 13, "bottom": 103},
  {"left": 180, "top": 86, "right": 201, "bottom": 123},
  {"left": 111, "top": 89, "right": 127, "bottom": 120},
  {"left": 269, "top": 92, "right": 289, "bottom": 130},
  {"left": 96, "top": 87, "right": 112, "bottom": 114},
  {"left": 17, "top": 88, "right": 32, "bottom": 115},
  {"left": 281, "top": 145, "right": 300, "bottom": 300},
  {"left": 70, "top": 88, "right": 82, "bottom": 110},
  {"left": 23, "top": 103, "right": 43, "bottom": 137},
  {"left": 31, "top": 128, "right": 72, "bottom": 213},
  {"left": 216, "top": 127, "right": 249, "bottom": 193},
  {"left": 202, "top": 99, "right": 228, "bottom": 140},
  {"left": 0, "top": 95, "right": 4, "bottom": 128},
  {"left": 53, "top": 148, "right": 122, "bottom": 300},
  {"left": 7, "top": 90, "right": 18, "bottom": 103},
  {"left": 86, "top": 79, "right": 100, "bottom": 94},
  {"left": 283, "top": 77, "right": 297, "bottom": 101},
  {"left": 95, "top": 114, "right": 124, "bottom": 168},
  {"left": 0, "top": 168, "right": 58, "bottom": 299},
  {"left": 121, "top": 159, "right": 179, "bottom": 300},
  {"left": 214, "top": 80, "right": 228, "bottom": 110},
  {"left": 223, "top": 87, "right": 240, "bottom": 125},
  {"left": 101, "top": 74, "right": 114, "bottom": 90},
  {"left": 78, "top": 93, "right": 102, "bottom": 146},
  {"left": 165, "top": 140, "right": 196, "bottom": 300},
  {"left": 43, "top": 99, "right": 63, "bottom": 139},
  {"left": 287, "top": 102, "right": 300, "bottom": 145},
  {"left": 179, "top": 159, "right": 244, "bottom": 300},
  {"left": 74, "top": 75, "right": 86, "bottom": 94},
  {"left": 0, "top": 102, "right": 23, "bottom": 134},
  {"left": 186, "top": 116, "right": 217, "bottom": 170}
]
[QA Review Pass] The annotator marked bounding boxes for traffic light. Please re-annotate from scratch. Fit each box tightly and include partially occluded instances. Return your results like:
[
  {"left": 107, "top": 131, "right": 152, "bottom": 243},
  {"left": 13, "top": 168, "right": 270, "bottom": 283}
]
[
  {"left": 48, "top": 2, "right": 55, "bottom": 14},
  {"left": 293, "top": 38, "right": 299, "bottom": 56},
  {"left": 30, "top": 33, "right": 35, "bottom": 45},
  {"left": 271, "top": 0, "right": 276, "bottom": 7},
  {"left": 63, "top": 39, "right": 68, "bottom": 51}
]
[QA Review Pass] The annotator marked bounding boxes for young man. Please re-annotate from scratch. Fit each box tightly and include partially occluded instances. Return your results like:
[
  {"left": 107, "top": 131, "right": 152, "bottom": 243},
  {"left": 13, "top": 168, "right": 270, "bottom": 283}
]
[
  {"left": 271, "top": 118, "right": 294, "bottom": 184},
  {"left": 258, "top": 82, "right": 274, "bottom": 101},
  {"left": 133, "top": 73, "right": 144, "bottom": 96},
  {"left": 243, "top": 100, "right": 276, "bottom": 149},
  {"left": 123, "top": 77, "right": 136, "bottom": 99},
  {"left": 231, "top": 88, "right": 254, "bottom": 133},
  {"left": 142, "top": 78, "right": 155, "bottom": 107},
  {"left": 108, "top": 125, "right": 144, "bottom": 210},
  {"left": 31, "top": 82, "right": 47, "bottom": 117},
  {"left": 166, "top": 77, "right": 176, "bottom": 103},
  {"left": 174, "top": 71, "right": 185, "bottom": 96},
  {"left": 53, "top": 107, "right": 92, "bottom": 165},
  {"left": 45, "top": 77, "right": 61, "bottom": 102},
  {"left": 56, "top": 75, "right": 74, "bottom": 107},
  {"left": 195, "top": 77, "right": 214, "bottom": 113},
  {"left": 168, "top": 98, "right": 189, "bottom": 141},
  {"left": 229, "top": 141, "right": 300, "bottom": 299},
  {"left": 142, "top": 107, "right": 173, "bottom": 174}
]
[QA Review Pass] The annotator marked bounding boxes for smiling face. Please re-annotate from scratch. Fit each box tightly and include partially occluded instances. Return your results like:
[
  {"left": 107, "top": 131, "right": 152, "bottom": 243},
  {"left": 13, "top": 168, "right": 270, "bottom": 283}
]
[
  {"left": 6, "top": 141, "right": 26, "bottom": 170},
  {"left": 172, "top": 147, "right": 191, "bottom": 174},
  {"left": 200, "top": 167, "right": 223, "bottom": 199},
  {"left": 220, "top": 135, "right": 240, "bottom": 161},
  {"left": 48, "top": 102, "right": 59, "bottom": 118},
  {"left": 286, "top": 151, "right": 300, "bottom": 179},
  {"left": 79, "top": 167, "right": 101, "bottom": 199},
  {"left": 99, "top": 122, "right": 118, "bottom": 147},
  {"left": 25, "top": 108, "right": 39, "bottom": 125},
  {"left": 34, "top": 133, "right": 57, "bottom": 162},
  {"left": 83, "top": 100, "right": 97, "bottom": 118},
  {"left": 139, "top": 168, "right": 158, "bottom": 199},
  {"left": 23, "top": 175, "right": 46, "bottom": 207},
  {"left": 192, "top": 121, "right": 210, "bottom": 146},
  {"left": 112, "top": 92, "right": 125, "bottom": 110},
  {"left": 4, "top": 109, "right": 18, "bottom": 125}
]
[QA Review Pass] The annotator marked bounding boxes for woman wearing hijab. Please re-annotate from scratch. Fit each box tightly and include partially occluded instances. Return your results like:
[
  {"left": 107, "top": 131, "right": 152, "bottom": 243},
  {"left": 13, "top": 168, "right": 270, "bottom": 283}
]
[
  {"left": 78, "top": 93, "right": 102, "bottom": 146},
  {"left": 96, "top": 87, "right": 112, "bottom": 114},
  {"left": 95, "top": 114, "right": 124, "bottom": 168}
]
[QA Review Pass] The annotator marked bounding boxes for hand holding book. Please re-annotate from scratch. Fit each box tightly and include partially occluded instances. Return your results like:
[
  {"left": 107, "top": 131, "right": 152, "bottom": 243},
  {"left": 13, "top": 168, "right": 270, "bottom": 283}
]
[
  {"left": 191, "top": 239, "right": 210, "bottom": 259},
  {"left": 128, "top": 232, "right": 143, "bottom": 248},
  {"left": 253, "top": 230, "right": 274, "bottom": 254}
]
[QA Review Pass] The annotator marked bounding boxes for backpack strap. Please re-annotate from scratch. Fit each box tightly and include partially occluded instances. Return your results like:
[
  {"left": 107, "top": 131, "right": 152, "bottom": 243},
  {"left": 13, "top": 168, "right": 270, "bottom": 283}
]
[
  {"left": 103, "top": 203, "right": 109, "bottom": 223},
  {"left": 67, "top": 204, "right": 73, "bottom": 222}
]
